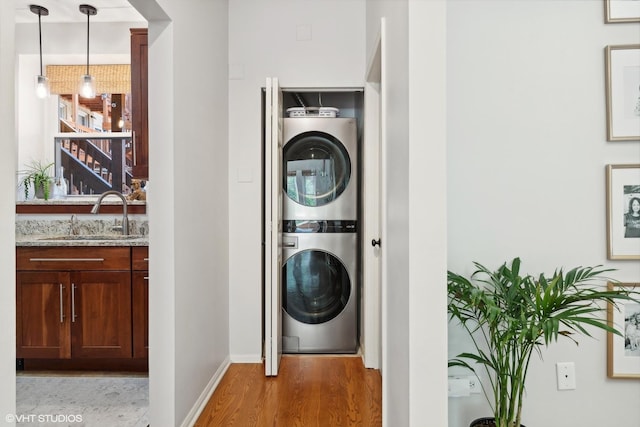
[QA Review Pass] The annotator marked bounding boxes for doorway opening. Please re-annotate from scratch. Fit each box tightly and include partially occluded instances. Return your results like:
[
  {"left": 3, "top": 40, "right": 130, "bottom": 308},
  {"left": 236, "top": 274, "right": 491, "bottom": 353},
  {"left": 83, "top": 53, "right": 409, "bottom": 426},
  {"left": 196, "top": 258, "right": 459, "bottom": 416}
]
[{"left": 261, "top": 85, "right": 368, "bottom": 373}]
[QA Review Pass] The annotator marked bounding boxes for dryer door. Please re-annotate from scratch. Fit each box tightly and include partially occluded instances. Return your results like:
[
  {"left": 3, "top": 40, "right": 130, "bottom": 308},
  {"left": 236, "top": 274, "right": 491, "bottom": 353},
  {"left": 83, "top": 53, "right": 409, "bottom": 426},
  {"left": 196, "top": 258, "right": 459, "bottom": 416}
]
[
  {"left": 282, "top": 249, "right": 351, "bottom": 324},
  {"left": 283, "top": 131, "right": 351, "bottom": 208}
]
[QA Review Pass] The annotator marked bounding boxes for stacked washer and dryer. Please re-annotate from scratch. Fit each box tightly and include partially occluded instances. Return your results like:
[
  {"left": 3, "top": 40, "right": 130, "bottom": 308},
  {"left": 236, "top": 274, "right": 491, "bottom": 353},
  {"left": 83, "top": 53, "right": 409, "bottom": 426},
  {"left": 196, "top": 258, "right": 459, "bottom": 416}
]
[{"left": 281, "top": 108, "right": 359, "bottom": 354}]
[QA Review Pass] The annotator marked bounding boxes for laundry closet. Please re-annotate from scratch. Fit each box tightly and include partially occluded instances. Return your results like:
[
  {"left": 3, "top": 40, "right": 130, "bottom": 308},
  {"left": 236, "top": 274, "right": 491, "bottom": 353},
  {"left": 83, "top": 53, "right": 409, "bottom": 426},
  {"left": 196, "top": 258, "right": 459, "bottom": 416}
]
[{"left": 262, "top": 84, "right": 365, "bottom": 371}]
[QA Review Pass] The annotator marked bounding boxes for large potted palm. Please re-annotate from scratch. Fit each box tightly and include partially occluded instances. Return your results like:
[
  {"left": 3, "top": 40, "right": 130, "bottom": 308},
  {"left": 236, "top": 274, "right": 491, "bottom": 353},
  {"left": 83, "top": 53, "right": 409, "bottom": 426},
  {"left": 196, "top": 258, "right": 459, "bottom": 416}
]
[{"left": 447, "top": 258, "right": 637, "bottom": 427}]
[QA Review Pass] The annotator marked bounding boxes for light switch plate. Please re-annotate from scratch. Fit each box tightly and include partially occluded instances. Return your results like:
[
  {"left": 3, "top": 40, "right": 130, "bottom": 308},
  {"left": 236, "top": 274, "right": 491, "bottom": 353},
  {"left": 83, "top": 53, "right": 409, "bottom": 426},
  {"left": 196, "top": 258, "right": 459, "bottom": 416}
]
[{"left": 556, "top": 362, "right": 576, "bottom": 390}]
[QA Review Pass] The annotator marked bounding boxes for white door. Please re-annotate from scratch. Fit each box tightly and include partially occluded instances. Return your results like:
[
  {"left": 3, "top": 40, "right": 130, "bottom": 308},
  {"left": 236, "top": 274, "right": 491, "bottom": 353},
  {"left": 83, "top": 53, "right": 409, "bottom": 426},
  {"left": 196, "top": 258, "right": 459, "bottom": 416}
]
[
  {"left": 362, "top": 18, "right": 387, "bottom": 371},
  {"left": 264, "top": 77, "right": 283, "bottom": 376}
]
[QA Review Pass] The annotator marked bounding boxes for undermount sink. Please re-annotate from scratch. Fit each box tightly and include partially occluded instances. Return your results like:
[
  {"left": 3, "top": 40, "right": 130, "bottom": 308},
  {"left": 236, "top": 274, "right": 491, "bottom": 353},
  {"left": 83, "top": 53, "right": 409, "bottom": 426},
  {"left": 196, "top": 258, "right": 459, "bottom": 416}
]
[{"left": 41, "top": 235, "right": 144, "bottom": 241}]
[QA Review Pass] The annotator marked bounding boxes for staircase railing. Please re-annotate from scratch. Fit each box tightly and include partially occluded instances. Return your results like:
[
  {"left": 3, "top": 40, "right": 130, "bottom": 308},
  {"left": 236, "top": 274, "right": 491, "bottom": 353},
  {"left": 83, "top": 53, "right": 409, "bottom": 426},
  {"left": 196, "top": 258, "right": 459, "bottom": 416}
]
[
  {"left": 59, "top": 118, "right": 95, "bottom": 134},
  {"left": 54, "top": 132, "right": 133, "bottom": 195}
]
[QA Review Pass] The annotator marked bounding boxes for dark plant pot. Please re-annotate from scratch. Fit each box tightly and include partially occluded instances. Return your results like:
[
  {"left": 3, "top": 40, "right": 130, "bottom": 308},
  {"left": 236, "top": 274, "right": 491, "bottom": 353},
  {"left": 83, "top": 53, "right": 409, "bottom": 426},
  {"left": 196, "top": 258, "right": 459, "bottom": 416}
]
[{"left": 470, "top": 418, "right": 526, "bottom": 427}]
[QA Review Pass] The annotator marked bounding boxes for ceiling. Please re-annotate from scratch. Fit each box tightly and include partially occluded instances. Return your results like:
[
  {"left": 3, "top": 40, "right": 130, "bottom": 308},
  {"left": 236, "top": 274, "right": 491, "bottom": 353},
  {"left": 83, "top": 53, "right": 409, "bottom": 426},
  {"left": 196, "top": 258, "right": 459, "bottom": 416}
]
[{"left": 14, "top": 0, "right": 145, "bottom": 24}]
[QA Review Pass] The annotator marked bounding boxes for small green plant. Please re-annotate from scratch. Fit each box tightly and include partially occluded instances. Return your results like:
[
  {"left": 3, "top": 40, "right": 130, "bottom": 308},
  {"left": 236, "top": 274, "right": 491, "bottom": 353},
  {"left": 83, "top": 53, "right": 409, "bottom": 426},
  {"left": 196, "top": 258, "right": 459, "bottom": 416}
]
[
  {"left": 448, "top": 258, "right": 637, "bottom": 427},
  {"left": 19, "top": 160, "right": 54, "bottom": 200}
]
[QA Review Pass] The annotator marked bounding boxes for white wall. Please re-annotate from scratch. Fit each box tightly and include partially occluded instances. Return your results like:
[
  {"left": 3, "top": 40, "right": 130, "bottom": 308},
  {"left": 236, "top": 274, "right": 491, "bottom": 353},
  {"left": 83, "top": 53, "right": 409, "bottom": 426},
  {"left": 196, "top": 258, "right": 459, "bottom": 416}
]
[
  {"left": 447, "top": 1, "right": 640, "bottom": 427},
  {"left": 137, "top": 0, "right": 231, "bottom": 425},
  {"left": 408, "top": 2, "right": 448, "bottom": 426},
  {"left": 227, "top": 0, "right": 366, "bottom": 361},
  {"left": 0, "top": 1, "right": 17, "bottom": 424}
]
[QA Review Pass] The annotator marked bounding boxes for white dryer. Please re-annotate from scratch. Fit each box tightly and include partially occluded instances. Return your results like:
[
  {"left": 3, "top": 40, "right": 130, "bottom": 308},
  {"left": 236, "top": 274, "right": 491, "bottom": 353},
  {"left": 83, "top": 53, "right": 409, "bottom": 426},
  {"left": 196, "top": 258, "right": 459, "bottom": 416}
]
[
  {"left": 283, "top": 117, "right": 357, "bottom": 221},
  {"left": 281, "top": 221, "right": 358, "bottom": 353}
]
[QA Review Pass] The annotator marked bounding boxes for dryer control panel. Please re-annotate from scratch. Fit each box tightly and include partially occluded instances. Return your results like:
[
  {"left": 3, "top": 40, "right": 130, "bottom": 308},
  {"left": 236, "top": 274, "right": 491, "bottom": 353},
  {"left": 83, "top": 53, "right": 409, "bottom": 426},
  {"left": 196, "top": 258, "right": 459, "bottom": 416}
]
[{"left": 283, "top": 219, "right": 357, "bottom": 233}]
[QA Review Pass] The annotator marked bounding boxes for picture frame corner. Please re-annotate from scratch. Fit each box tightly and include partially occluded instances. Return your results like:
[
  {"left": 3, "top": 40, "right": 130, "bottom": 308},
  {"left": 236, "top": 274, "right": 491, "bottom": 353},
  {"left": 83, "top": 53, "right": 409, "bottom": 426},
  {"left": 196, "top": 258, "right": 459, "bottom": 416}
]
[
  {"left": 604, "top": 0, "right": 640, "bottom": 24},
  {"left": 607, "top": 282, "right": 640, "bottom": 379}
]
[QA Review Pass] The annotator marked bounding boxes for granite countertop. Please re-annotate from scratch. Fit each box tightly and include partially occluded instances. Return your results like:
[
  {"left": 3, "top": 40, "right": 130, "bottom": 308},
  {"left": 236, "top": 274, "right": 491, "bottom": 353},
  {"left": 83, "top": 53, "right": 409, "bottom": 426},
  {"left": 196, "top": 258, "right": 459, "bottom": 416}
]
[{"left": 15, "top": 218, "right": 149, "bottom": 247}]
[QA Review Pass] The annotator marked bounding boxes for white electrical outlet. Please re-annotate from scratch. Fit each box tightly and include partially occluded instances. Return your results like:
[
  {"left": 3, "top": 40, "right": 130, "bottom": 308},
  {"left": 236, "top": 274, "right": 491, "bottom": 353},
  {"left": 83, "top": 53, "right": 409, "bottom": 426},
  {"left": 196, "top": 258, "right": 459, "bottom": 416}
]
[
  {"left": 468, "top": 375, "right": 482, "bottom": 394},
  {"left": 556, "top": 362, "right": 576, "bottom": 390}
]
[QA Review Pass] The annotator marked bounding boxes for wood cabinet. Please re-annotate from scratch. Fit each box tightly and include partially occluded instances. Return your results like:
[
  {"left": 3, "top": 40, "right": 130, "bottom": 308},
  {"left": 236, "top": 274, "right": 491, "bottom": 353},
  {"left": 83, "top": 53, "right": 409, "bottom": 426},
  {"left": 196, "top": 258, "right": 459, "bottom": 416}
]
[
  {"left": 132, "top": 246, "right": 149, "bottom": 358},
  {"left": 71, "top": 270, "right": 132, "bottom": 358},
  {"left": 16, "top": 247, "right": 132, "bottom": 360},
  {"left": 130, "top": 28, "right": 148, "bottom": 179},
  {"left": 16, "top": 271, "right": 71, "bottom": 359}
]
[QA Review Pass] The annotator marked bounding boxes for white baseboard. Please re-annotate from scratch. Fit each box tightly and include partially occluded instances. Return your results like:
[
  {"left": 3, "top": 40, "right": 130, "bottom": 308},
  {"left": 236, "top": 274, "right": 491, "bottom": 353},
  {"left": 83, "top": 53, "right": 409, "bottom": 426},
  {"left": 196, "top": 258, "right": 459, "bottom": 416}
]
[{"left": 180, "top": 355, "right": 231, "bottom": 427}]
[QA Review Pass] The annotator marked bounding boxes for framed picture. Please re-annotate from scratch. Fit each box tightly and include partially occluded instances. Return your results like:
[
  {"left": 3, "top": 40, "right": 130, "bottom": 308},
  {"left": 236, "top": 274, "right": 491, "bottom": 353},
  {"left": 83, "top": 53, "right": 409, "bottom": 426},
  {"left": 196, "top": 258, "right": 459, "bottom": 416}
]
[
  {"left": 604, "top": 45, "right": 640, "bottom": 141},
  {"left": 608, "top": 282, "right": 640, "bottom": 379},
  {"left": 605, "top": 0, "right": 640, "bottom": 23},
  {"left": 606, "top": 164, "right": 640, "bottom": 260}
]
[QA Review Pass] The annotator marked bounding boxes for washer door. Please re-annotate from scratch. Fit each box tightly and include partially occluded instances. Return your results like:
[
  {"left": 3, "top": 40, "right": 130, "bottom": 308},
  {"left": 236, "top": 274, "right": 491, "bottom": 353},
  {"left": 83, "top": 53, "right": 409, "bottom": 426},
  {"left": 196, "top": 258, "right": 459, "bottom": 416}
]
[
  {"left": 282, "top": 249, "right": 351, "bottom": 325},
  {"left": 283, "top": 131, "right": 351, "bottom": 207}
]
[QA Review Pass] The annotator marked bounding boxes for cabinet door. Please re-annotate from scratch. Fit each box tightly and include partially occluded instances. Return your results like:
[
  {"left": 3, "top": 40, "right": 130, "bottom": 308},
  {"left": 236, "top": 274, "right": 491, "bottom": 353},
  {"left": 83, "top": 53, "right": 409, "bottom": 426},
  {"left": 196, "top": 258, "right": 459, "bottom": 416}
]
[
  {"left": 130, "top": 28, "right": 148, "bottom": 179},
  {"left": 16, "top": 272, "right": 71, "bottom": 359},
  {"left": 132, "top": 271, "right": 149, "bottom": 358},
  {"left": 71, "top": 271, "right": 132, "bottom": 358}
]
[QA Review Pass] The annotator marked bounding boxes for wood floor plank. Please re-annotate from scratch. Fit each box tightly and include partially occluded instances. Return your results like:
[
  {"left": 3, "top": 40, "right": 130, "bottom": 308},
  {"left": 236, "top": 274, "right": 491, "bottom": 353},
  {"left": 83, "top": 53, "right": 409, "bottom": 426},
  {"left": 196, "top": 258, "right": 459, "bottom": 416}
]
[{"left": 194, "top": 355, "right": 382, "bottom": 427}]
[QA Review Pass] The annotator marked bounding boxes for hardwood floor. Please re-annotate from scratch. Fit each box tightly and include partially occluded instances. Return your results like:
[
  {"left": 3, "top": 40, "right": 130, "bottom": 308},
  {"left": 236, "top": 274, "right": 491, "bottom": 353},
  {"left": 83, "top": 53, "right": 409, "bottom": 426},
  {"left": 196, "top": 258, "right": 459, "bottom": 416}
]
[{"left": 194, "top": 355, "right": 382, "bottom": 427}]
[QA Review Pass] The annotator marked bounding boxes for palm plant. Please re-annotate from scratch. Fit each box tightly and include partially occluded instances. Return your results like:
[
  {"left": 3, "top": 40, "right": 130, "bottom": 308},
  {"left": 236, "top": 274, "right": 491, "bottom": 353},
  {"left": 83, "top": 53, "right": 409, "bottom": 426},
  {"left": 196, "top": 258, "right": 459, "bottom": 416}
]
[{"left": 447, "top": 258, "right": 637, "bottom": 427}]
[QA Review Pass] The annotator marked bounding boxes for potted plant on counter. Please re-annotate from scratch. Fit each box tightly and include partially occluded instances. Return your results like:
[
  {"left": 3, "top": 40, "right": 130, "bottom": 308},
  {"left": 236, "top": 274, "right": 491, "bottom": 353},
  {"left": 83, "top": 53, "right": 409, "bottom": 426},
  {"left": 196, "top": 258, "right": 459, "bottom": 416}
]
[
  {"left": 19, "top": 160, "right": 54, "bottom": 200},
  {"left": 447, "top": 257, "right": 637, "bottom": 427}
]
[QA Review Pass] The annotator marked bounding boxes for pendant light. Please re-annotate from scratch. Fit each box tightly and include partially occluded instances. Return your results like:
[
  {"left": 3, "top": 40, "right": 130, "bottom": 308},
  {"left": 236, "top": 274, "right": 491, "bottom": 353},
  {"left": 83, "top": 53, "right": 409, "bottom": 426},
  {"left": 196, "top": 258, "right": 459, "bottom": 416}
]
[
  {"left": 79, "top": 4, "right": 97, "bottom": 98},
  {"left": 30, "top": 5, "right": 49, "bottom": 99}
]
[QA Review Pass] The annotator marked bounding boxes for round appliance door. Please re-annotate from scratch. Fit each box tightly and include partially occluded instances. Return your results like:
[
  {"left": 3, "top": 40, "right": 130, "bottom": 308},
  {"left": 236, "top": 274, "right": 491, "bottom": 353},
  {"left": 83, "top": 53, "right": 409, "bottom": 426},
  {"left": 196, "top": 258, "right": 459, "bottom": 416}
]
[
  {"left": 283, "top": 131, "right": 352, "bottom": 207},
  {"left": 282, "top": 249, "right": 351, "bottom": 325}
]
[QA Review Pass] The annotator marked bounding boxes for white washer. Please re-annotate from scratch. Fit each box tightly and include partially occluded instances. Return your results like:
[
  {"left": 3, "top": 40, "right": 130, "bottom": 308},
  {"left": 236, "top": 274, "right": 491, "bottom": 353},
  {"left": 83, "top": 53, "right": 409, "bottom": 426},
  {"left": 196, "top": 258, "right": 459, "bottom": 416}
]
[
  {"left": 281, "top": 222, "right": 358, "bottom": 353},
  {"left": 283, "top": 117, "right": 357, "bottom": 221}
]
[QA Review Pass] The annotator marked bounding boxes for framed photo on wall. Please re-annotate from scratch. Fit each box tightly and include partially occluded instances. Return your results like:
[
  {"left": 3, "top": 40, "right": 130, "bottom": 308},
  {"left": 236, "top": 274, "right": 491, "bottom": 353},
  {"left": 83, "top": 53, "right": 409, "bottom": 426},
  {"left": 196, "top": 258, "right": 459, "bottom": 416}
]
[
  {"left": 605, "top": 45, "right": 640, "bottom": 141},
  {"left": 608, "top": 282, "right": 640, "bottom": 379},
  {"left": 606, "top": 164, "right": 640, "bottom": 260},
  {"left": 605, "top": 0, "right": 640, "bottom": 23}
]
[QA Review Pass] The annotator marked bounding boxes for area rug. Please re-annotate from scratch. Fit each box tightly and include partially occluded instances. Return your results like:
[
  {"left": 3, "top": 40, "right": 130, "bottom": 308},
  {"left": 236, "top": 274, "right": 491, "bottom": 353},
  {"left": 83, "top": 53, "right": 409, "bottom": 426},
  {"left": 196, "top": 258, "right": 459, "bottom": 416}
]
[{"left": 16, "top": 374, "right": 148, "bottom": 427}]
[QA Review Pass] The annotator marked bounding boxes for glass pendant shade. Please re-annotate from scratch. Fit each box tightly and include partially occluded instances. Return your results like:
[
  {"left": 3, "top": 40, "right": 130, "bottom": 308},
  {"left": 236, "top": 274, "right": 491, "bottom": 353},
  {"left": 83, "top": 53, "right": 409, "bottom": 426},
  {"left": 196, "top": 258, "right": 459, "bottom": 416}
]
[
  {"left": 79, "top": 74, "right": 96, "bottom": 98},
  {"left": 35, "top": 75, "right": 50, "bottom": 98},
  {"left": 79, "top": 5, "right": 98, "bottom": 99}
]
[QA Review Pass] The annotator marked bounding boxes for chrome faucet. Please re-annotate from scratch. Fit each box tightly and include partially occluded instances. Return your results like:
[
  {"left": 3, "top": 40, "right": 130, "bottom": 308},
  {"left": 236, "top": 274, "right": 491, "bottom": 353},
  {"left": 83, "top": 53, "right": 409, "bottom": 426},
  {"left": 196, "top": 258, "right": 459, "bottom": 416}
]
[
  {"left": 69, "top": 214, "right": 79, "bottom": 235},
  {"left": 91, "top": 191, "right": 129, "bottom": 235}
]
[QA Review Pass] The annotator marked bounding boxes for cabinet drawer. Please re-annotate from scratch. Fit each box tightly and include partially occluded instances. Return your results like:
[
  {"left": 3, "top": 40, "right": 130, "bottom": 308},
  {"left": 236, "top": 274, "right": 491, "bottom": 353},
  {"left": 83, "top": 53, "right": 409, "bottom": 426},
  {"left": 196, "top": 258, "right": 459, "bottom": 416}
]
[
  {"left": 132, "top": 246, "right": 149, "bottom": 271},
  {"left": 17, "top": 247, "right": 131, "bottom": 271}
]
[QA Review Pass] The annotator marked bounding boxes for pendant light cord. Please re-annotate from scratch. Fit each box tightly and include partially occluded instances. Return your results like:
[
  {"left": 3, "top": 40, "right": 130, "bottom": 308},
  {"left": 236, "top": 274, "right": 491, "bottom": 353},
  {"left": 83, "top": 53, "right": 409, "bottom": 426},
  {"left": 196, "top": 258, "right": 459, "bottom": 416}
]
[
  {"left": 38, "top": 10, "right": 43, "bottom": 76},
  {"left": 85, "top": 12, "right": 90, "bottom": 76}
]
